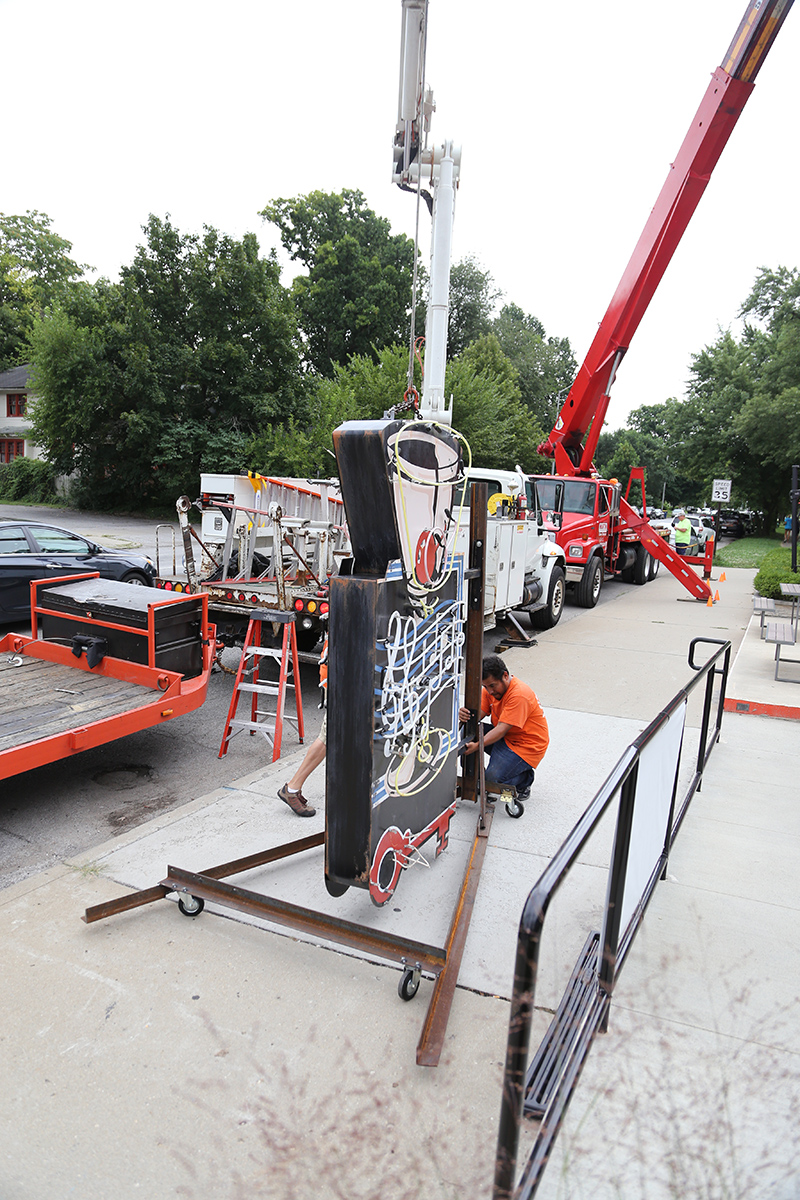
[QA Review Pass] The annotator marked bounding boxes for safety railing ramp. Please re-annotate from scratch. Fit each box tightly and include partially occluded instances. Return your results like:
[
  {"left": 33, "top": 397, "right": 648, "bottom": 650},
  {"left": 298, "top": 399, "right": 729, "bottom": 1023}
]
[
  {"left": 493, "top": 637, "right": 732, "bottom": 1200},
  {"left": 522, "top": 930, "right": 603, "bottom": 1121}
]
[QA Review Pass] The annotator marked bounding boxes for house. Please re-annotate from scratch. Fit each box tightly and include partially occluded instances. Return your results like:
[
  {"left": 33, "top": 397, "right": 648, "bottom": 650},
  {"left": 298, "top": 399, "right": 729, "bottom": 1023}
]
[{"left": 0, "top": 364, "right": 41, "bottom": 463}]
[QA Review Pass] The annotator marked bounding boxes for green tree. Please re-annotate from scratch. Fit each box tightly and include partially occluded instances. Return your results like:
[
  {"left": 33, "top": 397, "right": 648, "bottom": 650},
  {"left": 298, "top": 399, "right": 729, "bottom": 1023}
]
[
  {"left": 492, "top": 303, "right": 577, "bottom": 429},
  {"left": 262, "top": 190, "right": 417, "bottom": 376},
  {"left": 249, "top": 345, "right": 413, "bottom": 477},
  {"left": 268, "top": 338, "right": 551, "bottom": 479},
  {"left": 0, "top": 252, "right": 37, "bottom": 369},
  {"left": 30, "top": 215, "right": 304, "bottom": 508},
  {"left": 596, "top": 266, "right": 800, "bottom": 528},
  {"left": 0, "top": 210, "right": 87, "bottom": 369},
  {"left": 446, "top": 256, "right": 500, "bottom": 358}
]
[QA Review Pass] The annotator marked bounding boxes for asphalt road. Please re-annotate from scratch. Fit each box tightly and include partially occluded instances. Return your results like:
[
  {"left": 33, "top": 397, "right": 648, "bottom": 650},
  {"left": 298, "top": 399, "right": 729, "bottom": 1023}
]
[{"left": 0, "top": 502, "right": 633, "bottom": 891}]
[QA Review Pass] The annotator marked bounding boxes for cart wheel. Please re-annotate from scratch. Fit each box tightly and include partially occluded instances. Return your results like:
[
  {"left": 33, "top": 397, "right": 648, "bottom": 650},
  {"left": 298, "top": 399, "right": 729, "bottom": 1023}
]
[
  {"left": 505, "top": 797, "right": 525, "bottom": 819},
  {"left": 177, "top": 894, "right": 204, "bottom": 916},
  {"left": 398, "top": 968, "right": 420, "bottom": 1002}
]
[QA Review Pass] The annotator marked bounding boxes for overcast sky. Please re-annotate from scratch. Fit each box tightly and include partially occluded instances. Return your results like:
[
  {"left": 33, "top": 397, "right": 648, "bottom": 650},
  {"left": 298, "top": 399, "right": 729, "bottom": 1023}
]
[{"left": 3, "top": 0, "right": 798, "bottom": 431}]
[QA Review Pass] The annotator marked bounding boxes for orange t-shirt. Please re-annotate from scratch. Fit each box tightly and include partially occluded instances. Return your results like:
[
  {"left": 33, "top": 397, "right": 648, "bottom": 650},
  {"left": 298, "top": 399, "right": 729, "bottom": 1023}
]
[{"left": 480, "top": 676, "right": 549, "bottom": 769}]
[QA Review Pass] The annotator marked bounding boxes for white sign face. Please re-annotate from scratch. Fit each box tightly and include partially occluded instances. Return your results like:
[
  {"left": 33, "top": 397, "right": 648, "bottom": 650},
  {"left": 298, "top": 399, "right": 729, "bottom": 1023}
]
[{"left": 712, "top": 479, "right": 732, "bottom": 503}]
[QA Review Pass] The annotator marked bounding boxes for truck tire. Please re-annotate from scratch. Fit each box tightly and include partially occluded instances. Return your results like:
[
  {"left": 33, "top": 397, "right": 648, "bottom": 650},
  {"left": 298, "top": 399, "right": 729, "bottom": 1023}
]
[
  {"left": 576, "top": 556, "right": 603, "bottom": 608},
  {"left": 530, "top": 566, "right": 565, "bottom": 629},
  {"left": 633, "top": 544, "right": 650, "bottom": 585},
  {"left": 648, "top": 554, "right": 660, "bottom": 581}
]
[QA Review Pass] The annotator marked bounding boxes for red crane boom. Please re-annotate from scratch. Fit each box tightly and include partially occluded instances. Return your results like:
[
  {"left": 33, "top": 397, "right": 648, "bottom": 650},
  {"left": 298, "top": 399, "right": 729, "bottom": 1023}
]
[
  {"left": 531, "top": 0, "right": 793, "bottom": 605},
  {"left": 539, "top": 0, "right": 793, "bottom": 479}
]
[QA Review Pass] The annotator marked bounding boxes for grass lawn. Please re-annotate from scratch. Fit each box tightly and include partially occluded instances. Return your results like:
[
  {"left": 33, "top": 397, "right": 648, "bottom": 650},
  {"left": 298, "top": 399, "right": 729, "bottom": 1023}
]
[{"left": 713, "top": 537, "right": 790, "bottom": 569}]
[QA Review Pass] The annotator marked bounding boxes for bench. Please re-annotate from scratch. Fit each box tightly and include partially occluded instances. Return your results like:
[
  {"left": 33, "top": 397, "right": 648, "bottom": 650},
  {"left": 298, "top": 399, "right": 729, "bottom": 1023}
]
[
  {"left": 753, "top": 595, "right": 776, "bottom": 637},
  {"left": 779, "top": 582, "right": 800, "bottom": 628},
  {"left": 764, "top": 621, "right": 800, "bottom": 682}
]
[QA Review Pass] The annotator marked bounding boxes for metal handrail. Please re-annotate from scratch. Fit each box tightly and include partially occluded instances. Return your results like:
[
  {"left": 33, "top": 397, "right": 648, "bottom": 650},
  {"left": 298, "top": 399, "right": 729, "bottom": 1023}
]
[{"left": 493, "top": 637, "right": 731, "bottom": 1200}]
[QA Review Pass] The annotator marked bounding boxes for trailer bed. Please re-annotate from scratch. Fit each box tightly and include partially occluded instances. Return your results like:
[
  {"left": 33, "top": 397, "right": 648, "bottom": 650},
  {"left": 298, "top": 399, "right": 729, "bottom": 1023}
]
[
  {"left": 0, "top": 628, "right": 215, "bottom": 780},
  {"left": 0, "top": 654, "right": 155, "bottom": 753}
]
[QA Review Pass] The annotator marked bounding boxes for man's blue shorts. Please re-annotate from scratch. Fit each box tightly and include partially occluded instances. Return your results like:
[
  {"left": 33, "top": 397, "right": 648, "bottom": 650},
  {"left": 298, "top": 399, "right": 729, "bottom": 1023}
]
[{"left": 484, "top": 734, "right": 535, "bottom": 796}]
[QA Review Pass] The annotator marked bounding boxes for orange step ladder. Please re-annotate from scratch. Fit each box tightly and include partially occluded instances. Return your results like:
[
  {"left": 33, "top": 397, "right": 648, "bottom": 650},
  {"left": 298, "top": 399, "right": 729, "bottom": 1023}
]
[{"left": 218, "top": 609, "right": 304, "bottom": 761}]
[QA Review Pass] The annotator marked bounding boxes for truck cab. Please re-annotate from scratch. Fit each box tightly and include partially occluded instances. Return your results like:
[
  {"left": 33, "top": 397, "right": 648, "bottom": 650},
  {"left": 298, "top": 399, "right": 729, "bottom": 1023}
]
[
  {"left": 528, "top": 474, "right": 647, "bottom": 605},
  {"left": 451, "top": 467, "right": 567, "bottom": 630}
]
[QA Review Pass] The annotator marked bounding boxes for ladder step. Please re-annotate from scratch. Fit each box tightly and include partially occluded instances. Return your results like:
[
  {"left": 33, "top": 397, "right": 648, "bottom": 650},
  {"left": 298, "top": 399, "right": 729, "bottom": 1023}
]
[
  {"left": 219, "top": 615, "right": 305, "bottom": 763},
  {"left": 248, "top": 710, "right": 301, "bottom": 727},
  {"left": 227, "top": 718, "right": 278, "bottom": 735},
  {"left": 228, "top": 715, "right": 301, "bottom": 731},
  {"left": 236, "top": 682, "right": 296, "bottom": 696}
]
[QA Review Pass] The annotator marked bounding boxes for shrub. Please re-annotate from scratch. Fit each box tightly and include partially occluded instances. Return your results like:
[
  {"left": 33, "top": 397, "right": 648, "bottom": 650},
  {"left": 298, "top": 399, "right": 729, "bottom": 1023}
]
[
  {"left": 753, "top": 546, "right": 799, "bottom": 599},
  {"left": 0, "top": 456, "right": 59, "bottom": 504}
]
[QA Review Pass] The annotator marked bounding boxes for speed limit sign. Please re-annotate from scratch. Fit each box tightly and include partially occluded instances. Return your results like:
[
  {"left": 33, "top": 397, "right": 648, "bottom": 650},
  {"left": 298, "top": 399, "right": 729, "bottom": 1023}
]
[{"left": 712, "top": 479, "right": 731, "bottom": 503}]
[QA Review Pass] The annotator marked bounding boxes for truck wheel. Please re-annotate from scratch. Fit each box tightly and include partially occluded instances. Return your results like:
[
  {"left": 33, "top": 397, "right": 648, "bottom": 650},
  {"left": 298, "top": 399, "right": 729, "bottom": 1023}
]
[
  {"left": 576, "top": 557, "right": 603, "bottom": 608},
  {"left": 633, "top": 544, "right": 650, "bottom": 585},
  {"left": 648, "top": 555, "right": 660, "bottom": 581},
  {"left": 530, "top": 567, "right": 565, "bottom": 630}
]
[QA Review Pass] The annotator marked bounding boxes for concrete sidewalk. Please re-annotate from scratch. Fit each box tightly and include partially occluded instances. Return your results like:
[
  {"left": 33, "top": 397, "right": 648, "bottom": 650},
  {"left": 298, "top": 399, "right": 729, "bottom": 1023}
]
[{"left": 1, "top": 565, "right": 798, "bottom": 1199}]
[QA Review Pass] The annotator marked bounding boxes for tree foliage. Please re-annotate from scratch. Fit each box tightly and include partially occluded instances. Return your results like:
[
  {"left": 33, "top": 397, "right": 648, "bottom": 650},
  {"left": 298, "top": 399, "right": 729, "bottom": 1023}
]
[
  {"left": 0, "top": 210, "right": 87, "bottom": 369},
  {"left": 599, "top": 267, "right": 800, "bottom": 530},
  {"left": 262, "top": 190, "right": 417, "bottom": 376},
  {"left": 446, "top": 256, "right": 500, "bottom": 358},
  {"left": 250, "top": 336, "right": 551, "bottom": 479},
  {"left": 492, "top": 303, "right": 577, "bottom": 430},
  {"left": 30, "top": 215, "right": 304, "bottom": 508}
]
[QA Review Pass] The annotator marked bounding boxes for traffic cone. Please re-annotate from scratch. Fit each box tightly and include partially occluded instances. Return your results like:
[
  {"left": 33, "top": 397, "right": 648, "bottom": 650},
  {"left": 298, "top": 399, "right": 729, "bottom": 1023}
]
[
  {"left": 707, "top": 596, "right": 713, "bottom": 607},
  {"left": 719, "top": 572, "right": 727, "bottom": 582},
  {"left": 714, "top": 590, "right": 720, "bottom": 601}
]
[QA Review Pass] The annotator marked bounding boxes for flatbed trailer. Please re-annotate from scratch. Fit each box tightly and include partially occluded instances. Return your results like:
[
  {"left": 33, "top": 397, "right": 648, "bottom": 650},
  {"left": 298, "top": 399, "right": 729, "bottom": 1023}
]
[{"left": 0, "top": 574, "right": 216, "bottom": 781}]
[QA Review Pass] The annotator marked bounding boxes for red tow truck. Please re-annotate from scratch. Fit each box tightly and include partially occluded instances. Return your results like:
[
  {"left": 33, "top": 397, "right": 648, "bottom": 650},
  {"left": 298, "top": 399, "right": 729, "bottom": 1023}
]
[{"left": 533, "top": 0, "right": 792, "bottom": 606}]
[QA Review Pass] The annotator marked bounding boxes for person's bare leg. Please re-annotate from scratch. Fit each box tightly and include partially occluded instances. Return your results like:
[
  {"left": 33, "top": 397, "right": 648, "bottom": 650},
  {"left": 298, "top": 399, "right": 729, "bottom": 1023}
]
[{"left": 287, "top": 738, "right": 326, "bottom": 791}]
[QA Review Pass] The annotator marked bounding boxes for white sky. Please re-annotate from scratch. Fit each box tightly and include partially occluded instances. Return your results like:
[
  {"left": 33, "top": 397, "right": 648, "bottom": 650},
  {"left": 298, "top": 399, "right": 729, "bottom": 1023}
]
[{"left": 2, "top": 0, "right": 798, "bottom": 431}]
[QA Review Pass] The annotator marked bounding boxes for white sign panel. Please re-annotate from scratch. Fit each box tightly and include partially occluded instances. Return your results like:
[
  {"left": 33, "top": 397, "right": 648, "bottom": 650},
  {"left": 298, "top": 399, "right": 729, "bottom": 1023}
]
[
  {"left": 612, "top": 699, "right": 687, "bottom": 941},
  {"left": 712, "top": 479, "right": 731, "bottom": 503}
]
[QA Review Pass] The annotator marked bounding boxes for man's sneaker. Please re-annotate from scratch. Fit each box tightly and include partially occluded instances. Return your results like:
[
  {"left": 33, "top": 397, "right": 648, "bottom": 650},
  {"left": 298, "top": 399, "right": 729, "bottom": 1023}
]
[
  {"left": 517, "top": 788, "right": 531, "bottom": 803},
  {"left": 277, "top": 784, "right": 316, "bottom": 817}
]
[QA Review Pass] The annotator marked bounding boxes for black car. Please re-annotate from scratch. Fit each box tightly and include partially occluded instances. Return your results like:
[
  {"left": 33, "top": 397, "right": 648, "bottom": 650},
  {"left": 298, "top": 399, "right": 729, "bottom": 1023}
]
[
  {"left": 0, "top": 520, "right": 156, "bottom": 623},
  {"left": 719, "top": 510, "right": 745, "bottom": 538}
]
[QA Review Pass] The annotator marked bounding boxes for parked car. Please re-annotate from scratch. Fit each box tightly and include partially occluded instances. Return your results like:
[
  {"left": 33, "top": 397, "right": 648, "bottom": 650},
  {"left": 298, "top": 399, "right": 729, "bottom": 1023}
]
[
  {"left": 690, "top": 515, "right": 715, "bottom": 546},
  {"left": 0, "top": 520, "right": 156, "bottom": 623},
  {"left": 719, "top": 510, "right": 746, "bottom": 538}
]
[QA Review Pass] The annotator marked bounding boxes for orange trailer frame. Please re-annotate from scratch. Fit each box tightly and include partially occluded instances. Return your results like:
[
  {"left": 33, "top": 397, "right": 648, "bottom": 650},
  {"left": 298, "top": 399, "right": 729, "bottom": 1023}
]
[{"left": 0, "top": 573, "right": 216, "bottom": 780}]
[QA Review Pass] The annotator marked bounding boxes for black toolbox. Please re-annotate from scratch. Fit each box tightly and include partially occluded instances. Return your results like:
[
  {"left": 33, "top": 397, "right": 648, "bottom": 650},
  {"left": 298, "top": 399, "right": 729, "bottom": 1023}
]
[{"left": 39, "top": 579, "right": 204, "bottom": 678}]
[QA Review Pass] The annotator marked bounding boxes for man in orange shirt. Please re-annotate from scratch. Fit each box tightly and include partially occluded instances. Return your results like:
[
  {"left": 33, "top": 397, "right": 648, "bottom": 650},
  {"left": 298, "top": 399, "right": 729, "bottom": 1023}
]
[{"left": 459, "top": 654, "right": 549, "bottom": 802}]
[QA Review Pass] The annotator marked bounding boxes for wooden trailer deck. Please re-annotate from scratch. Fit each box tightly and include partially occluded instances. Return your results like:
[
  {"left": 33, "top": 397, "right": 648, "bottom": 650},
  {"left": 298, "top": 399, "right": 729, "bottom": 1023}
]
[
  {"left": 0, "top": 653, "right": 156, "bottom": 755},
  {"left": 0, "top": 627, "right": 215, "bottom": 781}
]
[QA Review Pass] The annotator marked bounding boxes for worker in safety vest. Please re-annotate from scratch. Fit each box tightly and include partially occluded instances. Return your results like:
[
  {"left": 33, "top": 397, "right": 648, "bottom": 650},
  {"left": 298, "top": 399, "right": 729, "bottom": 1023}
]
[{"left": 674, "top": 511, "right": 692, "bottom": 556}]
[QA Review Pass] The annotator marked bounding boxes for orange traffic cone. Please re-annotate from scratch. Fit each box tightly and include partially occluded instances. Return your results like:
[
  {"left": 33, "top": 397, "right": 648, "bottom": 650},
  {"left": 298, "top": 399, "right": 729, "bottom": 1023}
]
[
  {"left": 707, "top": 596, "right": 713, "bottom": 607},
  {"left": 719, "top": 572, "right": 727, "bottom": 582},
  {"left": 714, "top": 590, "right": 720, "bottom": 601}
]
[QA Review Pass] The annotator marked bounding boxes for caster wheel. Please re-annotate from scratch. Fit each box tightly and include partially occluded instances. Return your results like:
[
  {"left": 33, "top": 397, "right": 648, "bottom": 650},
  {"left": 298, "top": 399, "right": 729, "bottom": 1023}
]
[
  {"left": 398, "top": 968, "right": 420, "bottom": 1001},
  {"left": 177, "top": 894, "right": 204, "bottom": 916},
  {"left": 505, "top": 798, "right": 525, "bottom": 819}
]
